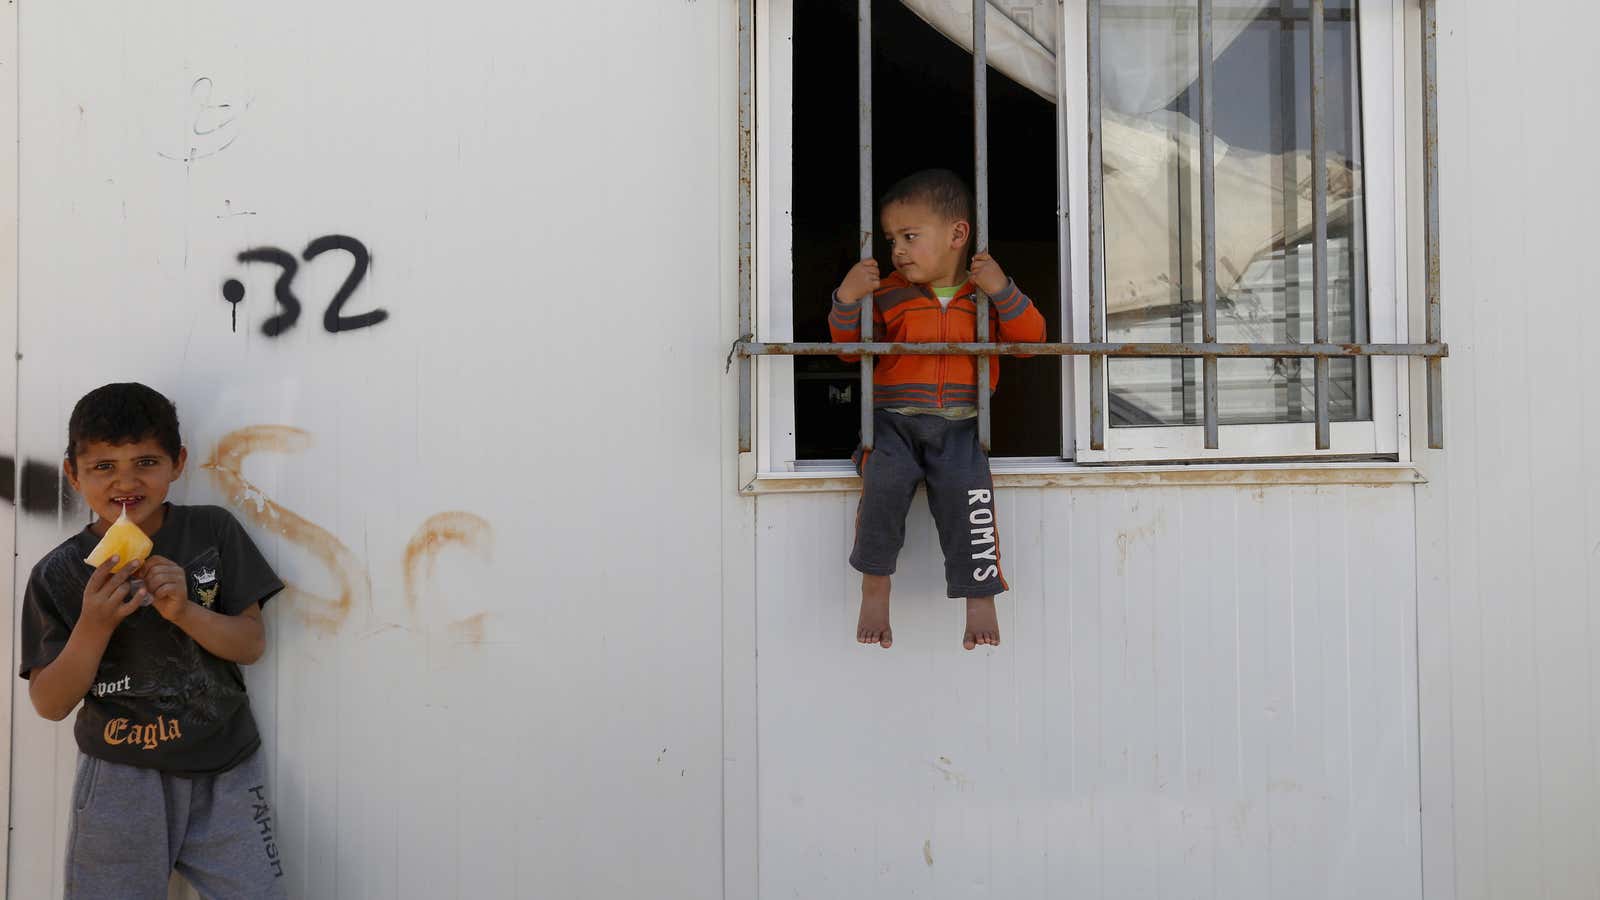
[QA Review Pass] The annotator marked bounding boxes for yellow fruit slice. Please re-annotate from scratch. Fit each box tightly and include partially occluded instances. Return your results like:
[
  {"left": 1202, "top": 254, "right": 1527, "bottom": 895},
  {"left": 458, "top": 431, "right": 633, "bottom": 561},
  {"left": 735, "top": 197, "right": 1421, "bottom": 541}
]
[{"left": 84, "top": 508, "right": 153, "bottom": 572}]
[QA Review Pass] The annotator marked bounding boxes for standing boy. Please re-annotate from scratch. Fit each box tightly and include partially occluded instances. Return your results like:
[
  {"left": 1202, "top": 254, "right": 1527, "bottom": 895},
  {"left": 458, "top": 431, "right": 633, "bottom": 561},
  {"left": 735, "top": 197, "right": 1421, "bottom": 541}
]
[
  {"left": 19, "top": 382, "right": 287, "bottom": 898},
  {"left": 829, "top": 169, "right": 1047, "bottom": 650}
]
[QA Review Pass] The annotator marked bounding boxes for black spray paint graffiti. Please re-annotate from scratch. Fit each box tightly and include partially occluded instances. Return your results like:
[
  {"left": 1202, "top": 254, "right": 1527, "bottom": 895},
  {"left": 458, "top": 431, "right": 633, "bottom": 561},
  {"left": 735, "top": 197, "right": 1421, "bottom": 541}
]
[
  {"left": 0, "top": 455, "right": 78, "bottom": 517},
  {"left": 158, "top": 77, "right": 249, "bottom": 165},
  {"left": 222, "top": 235, "right": 387, "bottom": 337}
]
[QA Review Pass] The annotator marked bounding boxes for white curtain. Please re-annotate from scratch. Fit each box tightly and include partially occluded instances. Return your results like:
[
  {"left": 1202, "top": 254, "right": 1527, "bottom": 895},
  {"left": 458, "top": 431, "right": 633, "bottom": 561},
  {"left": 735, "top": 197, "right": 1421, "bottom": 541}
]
[
  {"left": 896, "top": 0, "right": 1354, "bottom": 312},
  {"left": 1099, "top": 0, "right": 1273, "bottom": 114},
  {"left": 897, "top": 0, "right": 1271, "bottom": 113}
]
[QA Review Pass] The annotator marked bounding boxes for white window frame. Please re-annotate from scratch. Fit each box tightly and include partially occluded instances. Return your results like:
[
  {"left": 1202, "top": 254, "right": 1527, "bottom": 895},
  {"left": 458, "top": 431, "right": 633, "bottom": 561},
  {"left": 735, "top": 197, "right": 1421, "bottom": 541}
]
[{"left": 752, "top": 0, "right": 1413, "bottom": 477}]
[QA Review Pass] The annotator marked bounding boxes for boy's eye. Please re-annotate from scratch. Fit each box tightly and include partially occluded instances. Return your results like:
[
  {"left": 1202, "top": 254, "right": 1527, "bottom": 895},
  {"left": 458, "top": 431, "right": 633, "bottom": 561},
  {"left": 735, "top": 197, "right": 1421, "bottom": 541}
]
[
  {"left": 137, "top": 458, "right": 157, "bottom": 467},
  {"left": 93, "top": 462, "right": 113, "bottom": 471}
]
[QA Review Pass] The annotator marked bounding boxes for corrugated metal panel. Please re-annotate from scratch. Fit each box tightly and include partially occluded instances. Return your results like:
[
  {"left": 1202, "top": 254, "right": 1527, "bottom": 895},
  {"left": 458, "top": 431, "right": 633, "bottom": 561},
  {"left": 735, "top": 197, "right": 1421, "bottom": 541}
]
[
  {"left": 0, "top": 0, "right": 18, "bottom": 888},
  {"left": 6, "top": 2, "right": 732, "bottom": 898},
  {"left": 5, "top": 0, "right": 1600, "bottom": 898},
  {"left": 756, "top": 484, "right": 1421, "bottom": 899},
  {"left": 1413, "top": 2, "right": 1600, "bottom": 899}
]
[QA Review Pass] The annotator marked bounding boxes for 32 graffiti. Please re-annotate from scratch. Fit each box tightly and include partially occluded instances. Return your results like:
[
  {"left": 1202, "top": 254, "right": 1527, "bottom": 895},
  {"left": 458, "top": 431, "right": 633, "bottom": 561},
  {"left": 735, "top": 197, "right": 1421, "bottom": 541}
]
[{"left": 222, "top": 235, "right": 388, "bottom": 337}]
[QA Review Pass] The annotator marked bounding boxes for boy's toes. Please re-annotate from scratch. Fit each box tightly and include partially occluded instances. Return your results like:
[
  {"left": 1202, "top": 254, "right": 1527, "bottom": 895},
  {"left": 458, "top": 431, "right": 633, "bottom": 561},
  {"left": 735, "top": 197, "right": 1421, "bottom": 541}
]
[
  {"left": 964, "top": 629, "right": 1002, "bottom": 649},
  {"left": 859, "top": 627, "right": 893, "bottom": 647}
]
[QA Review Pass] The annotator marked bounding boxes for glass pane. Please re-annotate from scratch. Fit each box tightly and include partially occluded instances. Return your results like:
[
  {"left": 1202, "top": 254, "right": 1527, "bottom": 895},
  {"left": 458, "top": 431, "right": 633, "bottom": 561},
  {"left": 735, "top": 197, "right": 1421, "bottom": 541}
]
[{"left": 1101, "top": 0, "right": 1370, "bottom": 427}]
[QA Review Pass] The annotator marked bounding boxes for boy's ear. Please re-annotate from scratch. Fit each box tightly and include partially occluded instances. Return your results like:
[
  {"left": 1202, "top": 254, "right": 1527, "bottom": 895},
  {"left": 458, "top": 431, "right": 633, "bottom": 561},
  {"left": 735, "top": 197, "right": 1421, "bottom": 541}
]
[
  {"left": 950, "top": 219, "right": 971, "bottom": 251},
  {"left": 172, "top": 446, "right": 188, "bottom": 478},
  {"left": 61, "top": 456, "right": 80, "bottom": 492}
]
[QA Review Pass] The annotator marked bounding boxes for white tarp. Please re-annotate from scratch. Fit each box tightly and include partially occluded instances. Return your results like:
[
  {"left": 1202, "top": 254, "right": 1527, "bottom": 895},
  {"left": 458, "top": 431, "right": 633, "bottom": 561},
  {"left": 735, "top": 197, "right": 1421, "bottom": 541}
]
[
  {"left": 899, "top": 0, "right": 1353, "bottom": 313},
  {"left": 898, "top": 0, "right": 1270, "bottom": 113}
]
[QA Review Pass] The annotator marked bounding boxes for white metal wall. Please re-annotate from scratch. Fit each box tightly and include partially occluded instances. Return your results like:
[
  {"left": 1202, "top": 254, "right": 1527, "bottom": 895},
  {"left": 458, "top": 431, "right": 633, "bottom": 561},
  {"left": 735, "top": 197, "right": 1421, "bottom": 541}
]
[
  {"left": 1413, "top": 2, "right": 1600, "bottom": 899},
  {"left": 0, "top": 5, "right": 17, "bottom": 890},
  {"left": 755, "top": 485, "right": 1422, "bottom": 899},
  {"left": 6, "top": 2, "right": 1600, "bottom": 900},
  {"left": 6, "top": 2, "right": 734, "bottom": 897}
]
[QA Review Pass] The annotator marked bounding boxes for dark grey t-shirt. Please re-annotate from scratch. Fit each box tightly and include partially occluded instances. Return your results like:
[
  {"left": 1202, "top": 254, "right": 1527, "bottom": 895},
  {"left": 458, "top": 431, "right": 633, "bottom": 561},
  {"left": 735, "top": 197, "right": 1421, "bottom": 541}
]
[{"left": 18, "top": 504, "right": 284, "bottom": 775}]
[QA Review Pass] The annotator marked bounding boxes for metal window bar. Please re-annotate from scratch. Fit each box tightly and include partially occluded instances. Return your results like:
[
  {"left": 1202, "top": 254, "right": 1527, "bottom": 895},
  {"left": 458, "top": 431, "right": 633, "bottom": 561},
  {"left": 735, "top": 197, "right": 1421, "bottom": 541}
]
[
  {"left": 1199, "top": 0, "right": 1219, "bottom": 448},
  {"left": 736, "top": 0, "right": 753, "bottom": 453},
  {"left": 1423, "top": 0, "right": 1444, "bottom": 449},
  {"left": 1311, "top": 0, "right": 1332, "bottom": 449},
  {"left": 735, "top": 0, "right": 1447, "bottom": 457},
  {"left": 859, "top": 0, "right": 875, "bottom": 449},
  {"left": 974, "top": 0, "right": 992, "bottom": 451},
  {"left": 1087, "top": 0, "right": 1107, "bottom": 451}
]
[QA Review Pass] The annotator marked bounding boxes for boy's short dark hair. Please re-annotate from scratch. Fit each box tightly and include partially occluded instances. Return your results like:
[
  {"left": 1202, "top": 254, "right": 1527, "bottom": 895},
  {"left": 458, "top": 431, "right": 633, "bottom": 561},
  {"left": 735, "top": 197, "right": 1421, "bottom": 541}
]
[
  {"left": 66, "top": 383, "right": 182, "bottom": 467},
  {"left": 879, "top": 168, "right": 974, "bottom": 225}
]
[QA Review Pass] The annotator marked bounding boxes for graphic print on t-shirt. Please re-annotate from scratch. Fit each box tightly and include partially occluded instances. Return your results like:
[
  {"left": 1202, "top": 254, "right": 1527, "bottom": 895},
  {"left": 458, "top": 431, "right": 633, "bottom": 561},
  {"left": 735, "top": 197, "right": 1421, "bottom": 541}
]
[
  {"left": 146, "top": 620, "right": 232, "bottom": 725},
  {"left": 187, "top": 547, "right": 222, "bottom": 609},
  {"left": 20, "top": 505, "right": 283, "bottom": 773}
]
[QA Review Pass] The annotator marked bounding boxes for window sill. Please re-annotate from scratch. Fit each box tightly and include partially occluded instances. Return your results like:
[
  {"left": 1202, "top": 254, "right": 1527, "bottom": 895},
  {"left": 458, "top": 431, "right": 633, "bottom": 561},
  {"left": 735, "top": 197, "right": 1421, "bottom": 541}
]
[{"left": 739, "top": 458, "right": 1424, "bottom": 495}]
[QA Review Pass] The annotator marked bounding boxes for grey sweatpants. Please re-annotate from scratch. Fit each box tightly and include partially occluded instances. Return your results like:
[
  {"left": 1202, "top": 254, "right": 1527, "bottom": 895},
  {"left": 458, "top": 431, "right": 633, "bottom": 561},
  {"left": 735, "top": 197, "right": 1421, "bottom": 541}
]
[
  {"left": 65, "top": 749, "right": 286, "bottom": 900},
  {"left": 851, "top": 409, "right": 1008, "bottom": 598}
]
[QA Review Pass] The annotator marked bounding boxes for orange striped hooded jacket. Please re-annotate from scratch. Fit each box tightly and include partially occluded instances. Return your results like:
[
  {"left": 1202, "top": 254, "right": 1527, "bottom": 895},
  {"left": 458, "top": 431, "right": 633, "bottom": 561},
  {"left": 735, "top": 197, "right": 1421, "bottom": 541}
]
[{"left": 828, "top": 271, "right": 1047, "bottom": 411}]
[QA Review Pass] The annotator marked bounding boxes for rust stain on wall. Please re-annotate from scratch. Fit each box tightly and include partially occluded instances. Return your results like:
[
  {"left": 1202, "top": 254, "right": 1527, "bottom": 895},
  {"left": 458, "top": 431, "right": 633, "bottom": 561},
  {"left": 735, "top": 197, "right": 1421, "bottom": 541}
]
[
  {"left": 448, "top": 612, "right": 488, "bottom": 644},
  {"left": 404, "top": 511, "right": 494, "bottom": 640},
  {"left": 202, "top": 425, "right": 369, "bottom": 634},
  {"left": 1115, "top": 509, "right": 1167, "bottom": 576}
]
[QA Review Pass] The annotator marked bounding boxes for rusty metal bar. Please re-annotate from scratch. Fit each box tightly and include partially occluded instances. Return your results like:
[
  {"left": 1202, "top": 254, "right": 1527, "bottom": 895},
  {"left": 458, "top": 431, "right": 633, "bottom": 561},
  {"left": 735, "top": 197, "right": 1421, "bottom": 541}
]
[
  {"left": 859, "top": 0, "right": 875, "bottom": 450},
  {"left": 741, "top": 341, "right": 1448, "bottom": 359},
  {"left": 1198, "top": 0, "right": 1219, "bottom": 448},
  {"left": 1087, "top": 0, "right": 1106, "bottom": 450},
  {"left": 1055, "top": 0, "right": 1074, "bottom": 458},
  {"left": 736, "top": 0, "right": 754, "bottom": 453},
  {"left": 1106, "top": 3, "right": 1353, "bottom": 21},
  {"left": 1422, "top": 0, "right": 1443, "bottom": 448},
  {"left": 974, "top": 0, "right": 991, "bottom": 451},
  {"left": 1310, "top": 0, "right": 1330, "bottom": 449},
  {"left": 1279, "top": 0, "right": 1303, "bottom": 421}
]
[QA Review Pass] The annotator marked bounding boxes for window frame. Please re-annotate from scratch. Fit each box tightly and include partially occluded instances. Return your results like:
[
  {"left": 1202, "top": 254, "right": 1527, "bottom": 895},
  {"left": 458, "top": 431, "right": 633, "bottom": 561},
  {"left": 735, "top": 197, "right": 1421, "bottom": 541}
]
[
  {"left": 1067, "top": 0, "right": 1411, "bottom": 462},
  {"left": 750, "top": 0, "right": 1416, "bottom": 478}
]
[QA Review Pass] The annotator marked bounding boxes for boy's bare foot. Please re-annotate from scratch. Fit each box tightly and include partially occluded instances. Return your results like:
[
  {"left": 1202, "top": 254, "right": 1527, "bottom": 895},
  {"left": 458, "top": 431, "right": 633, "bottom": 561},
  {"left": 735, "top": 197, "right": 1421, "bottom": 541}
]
[
  {"left": 963, "top": 597, "right": 1000, "bottom": 650},
  {"left": 857, "top": 574, "right": 892, "bottom": 648}
]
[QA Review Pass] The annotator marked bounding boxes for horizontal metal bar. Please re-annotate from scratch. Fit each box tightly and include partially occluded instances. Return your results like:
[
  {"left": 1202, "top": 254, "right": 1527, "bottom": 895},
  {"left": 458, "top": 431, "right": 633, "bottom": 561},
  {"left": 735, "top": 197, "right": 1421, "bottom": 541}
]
[
  {"left": 1103, "top": 4, "right": 1353, "bottom": 22},
  {"left": 740, "top": 341, "right": 1449, "bottom": 359}
]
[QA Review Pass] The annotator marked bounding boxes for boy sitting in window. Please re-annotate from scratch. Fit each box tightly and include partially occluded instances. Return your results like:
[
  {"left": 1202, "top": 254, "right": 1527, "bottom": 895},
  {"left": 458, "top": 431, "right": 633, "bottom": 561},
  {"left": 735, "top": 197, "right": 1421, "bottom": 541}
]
[{"left": 829, "top": 169, "right": 1047, "bottom": 649}]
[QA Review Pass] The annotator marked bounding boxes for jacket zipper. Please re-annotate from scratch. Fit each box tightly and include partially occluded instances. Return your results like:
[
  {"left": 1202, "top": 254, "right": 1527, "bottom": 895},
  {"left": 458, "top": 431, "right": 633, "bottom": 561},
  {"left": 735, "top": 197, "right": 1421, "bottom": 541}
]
[
  {"left": 936, "top": 293, "right": 948, "bottom": 408},
  {"left": 935, "top": 285, "right": 977, "bottom": 410}
]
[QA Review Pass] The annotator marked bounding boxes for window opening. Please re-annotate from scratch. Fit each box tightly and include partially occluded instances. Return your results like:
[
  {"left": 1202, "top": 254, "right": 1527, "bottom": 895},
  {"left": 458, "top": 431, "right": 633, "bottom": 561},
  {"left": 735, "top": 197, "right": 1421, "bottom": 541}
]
[
  {"left": 789, "top": 0, "right": 1064, "bottom": 459},
  {"left": 735, "top": 0, "right": 1447, "bottom": 466}
]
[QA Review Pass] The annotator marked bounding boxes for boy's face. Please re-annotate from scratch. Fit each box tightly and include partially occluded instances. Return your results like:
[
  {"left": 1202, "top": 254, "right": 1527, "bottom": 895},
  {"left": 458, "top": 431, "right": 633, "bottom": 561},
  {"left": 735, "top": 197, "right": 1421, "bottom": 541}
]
[
  {"left": 881, "top": 200, "right": 970, "bottom": 286},
  {"left": 64, "top": 437, "right": 187, "bottom": 535}
]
